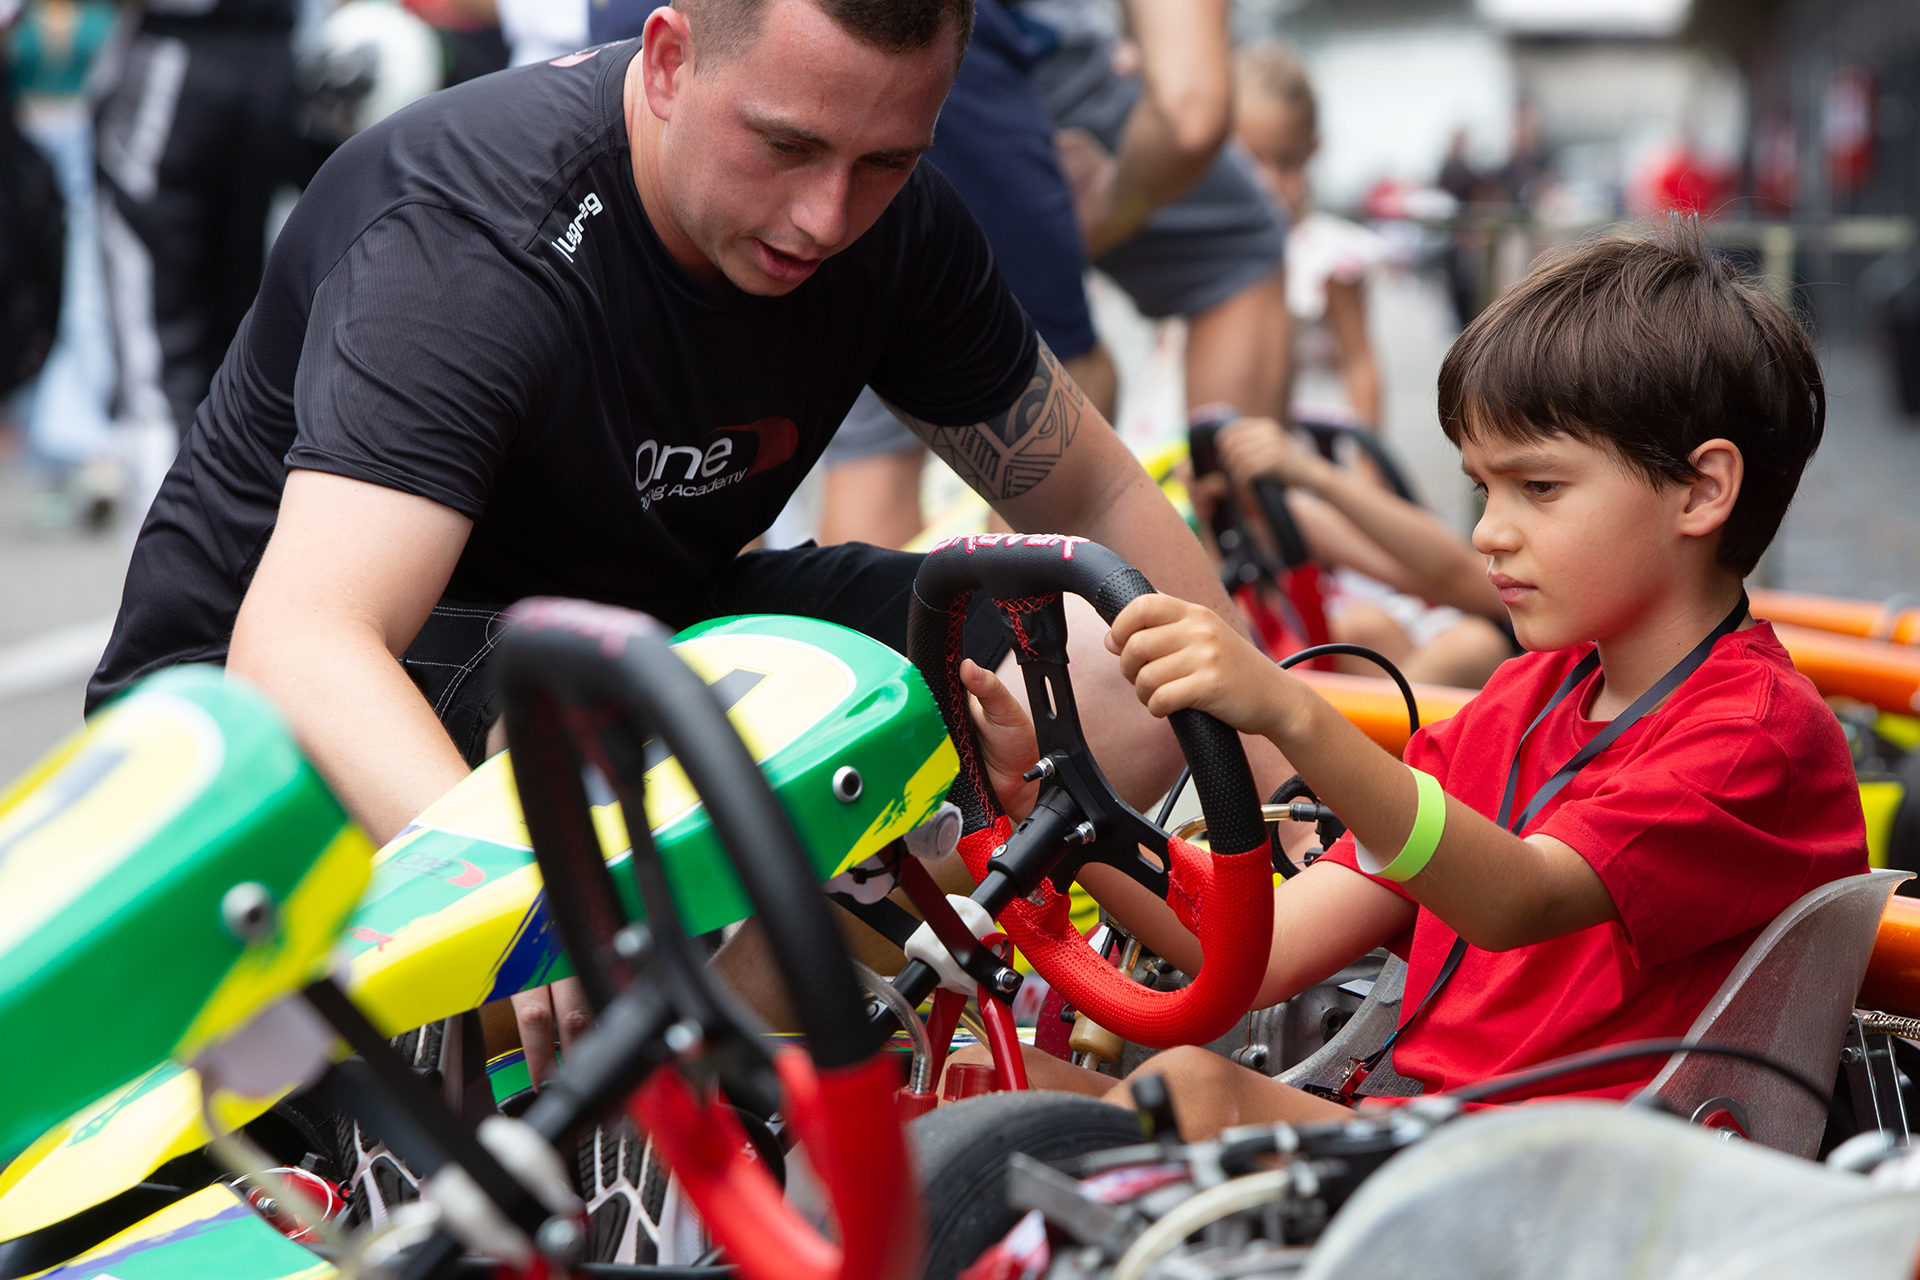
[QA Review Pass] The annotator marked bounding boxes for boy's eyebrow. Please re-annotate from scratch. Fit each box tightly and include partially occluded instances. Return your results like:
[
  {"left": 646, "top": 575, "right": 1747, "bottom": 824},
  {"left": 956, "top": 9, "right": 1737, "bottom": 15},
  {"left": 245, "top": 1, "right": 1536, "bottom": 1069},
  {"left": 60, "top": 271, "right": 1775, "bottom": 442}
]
[
  {"left": 741, "top": 109, "right": 932, "bottom": 162},
  {"left": 1465, "top": 449, "right": 1563, "bottom": 475}
]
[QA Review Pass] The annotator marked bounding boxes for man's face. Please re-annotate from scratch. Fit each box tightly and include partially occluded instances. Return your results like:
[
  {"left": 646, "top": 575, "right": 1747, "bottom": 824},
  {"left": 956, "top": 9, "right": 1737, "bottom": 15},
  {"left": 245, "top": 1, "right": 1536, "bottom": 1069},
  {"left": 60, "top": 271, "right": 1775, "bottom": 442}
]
[{"left": 645, "top": 0, "right": 958, "bottom": 295}]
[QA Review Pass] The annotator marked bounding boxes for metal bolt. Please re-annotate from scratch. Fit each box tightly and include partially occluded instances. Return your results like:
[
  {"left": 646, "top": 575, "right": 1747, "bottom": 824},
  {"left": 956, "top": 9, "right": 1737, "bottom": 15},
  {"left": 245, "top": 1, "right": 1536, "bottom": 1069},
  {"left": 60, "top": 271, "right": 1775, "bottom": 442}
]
[
  {"left": 994, "top": 968, "right": 1021, "bottom": 994},
  {"left": 221, "top": 883, "right": 277, "bottom": 943},
  {"left": 664, "top": 1018, "right": 705, "bottom": 1056},
  {"left": 536, "top": 1215, "right": 586, "bottom": 1265},
  {"left": 1021, "top": 757, "right": 1056, "bottom": 783},
  {"left": 613, "top": 925, "right": 651, "bottom": 962},
  {"left": 1232, "top": 1044, "right": 1271, "bottom": 1073},
  {"left": 990, "top": 843, "right": 1008, "bottom": 858},
  {"left": 255, "top": 1197, "right": 281, "bottom": 1218},
  {"left": 832, "top": 766, "right": 864, "bottom": 802},
  {"left": 1065, "top": 821, "right": 1097, "bottom": 845}
]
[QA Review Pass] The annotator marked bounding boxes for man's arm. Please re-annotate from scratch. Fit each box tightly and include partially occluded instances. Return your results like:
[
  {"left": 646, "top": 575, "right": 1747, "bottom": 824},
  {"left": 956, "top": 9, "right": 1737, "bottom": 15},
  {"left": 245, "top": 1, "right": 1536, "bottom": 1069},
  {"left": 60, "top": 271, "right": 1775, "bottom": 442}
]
[
  {"left": 882, "top": 343, "right": 1299, "bottom": 808},
  {"left": 230, "top": 470, "right": 597, "bottom": 1085},
  {"left": 1067, "top": 0, "right": 1233, "bottom": 256},
  {"left": 228, "top": 470, "right": 475, "bottom": 846}
]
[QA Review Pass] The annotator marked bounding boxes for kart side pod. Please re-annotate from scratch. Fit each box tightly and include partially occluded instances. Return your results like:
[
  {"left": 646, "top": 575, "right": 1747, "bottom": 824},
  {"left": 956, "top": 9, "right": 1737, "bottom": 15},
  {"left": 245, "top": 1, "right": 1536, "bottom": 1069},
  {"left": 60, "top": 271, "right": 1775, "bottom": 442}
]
[{"left": 0, "top": 668, "right": 372, "bottom": 1166}]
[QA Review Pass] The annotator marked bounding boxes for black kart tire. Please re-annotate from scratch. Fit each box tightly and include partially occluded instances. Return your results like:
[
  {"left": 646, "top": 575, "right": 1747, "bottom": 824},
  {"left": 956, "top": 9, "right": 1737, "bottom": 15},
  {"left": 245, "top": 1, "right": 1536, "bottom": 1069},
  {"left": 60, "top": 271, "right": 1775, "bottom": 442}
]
[{"left": 912, "top": 1092, "right": 1146, "bottom": 1280}]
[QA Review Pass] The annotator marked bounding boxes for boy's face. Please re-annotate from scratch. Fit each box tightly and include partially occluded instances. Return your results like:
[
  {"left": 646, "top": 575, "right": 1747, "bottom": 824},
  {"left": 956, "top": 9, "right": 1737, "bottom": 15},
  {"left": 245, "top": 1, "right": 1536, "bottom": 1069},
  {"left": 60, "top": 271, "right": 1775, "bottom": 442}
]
[{"left": 1463, "top": 432, "right": 1698, "bottom": 654}]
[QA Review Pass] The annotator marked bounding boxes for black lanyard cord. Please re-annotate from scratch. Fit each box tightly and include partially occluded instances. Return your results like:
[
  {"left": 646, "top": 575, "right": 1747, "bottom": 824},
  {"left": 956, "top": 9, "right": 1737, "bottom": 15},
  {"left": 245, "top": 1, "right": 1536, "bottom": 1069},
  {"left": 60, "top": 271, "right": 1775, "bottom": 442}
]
[{"left": 1346, "top": 592, "right": 1751, "bottom": 1092}]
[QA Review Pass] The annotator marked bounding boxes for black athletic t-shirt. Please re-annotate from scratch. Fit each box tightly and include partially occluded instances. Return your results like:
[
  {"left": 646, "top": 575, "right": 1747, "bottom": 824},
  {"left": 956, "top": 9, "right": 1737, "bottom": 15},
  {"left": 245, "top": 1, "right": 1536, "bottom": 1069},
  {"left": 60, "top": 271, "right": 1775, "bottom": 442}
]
[{"left": 89, "top": 39, "right": 1037, "bottom": 710}]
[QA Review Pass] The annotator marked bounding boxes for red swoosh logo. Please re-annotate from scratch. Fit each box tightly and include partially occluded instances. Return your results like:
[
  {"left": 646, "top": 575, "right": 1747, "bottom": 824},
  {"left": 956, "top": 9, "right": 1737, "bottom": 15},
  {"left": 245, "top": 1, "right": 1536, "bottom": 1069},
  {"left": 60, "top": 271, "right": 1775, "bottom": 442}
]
[
  {"left": 713, "top": 417, "right": 800, "bottom": 477},
  {"left": 448, "top": 859, "right": 486, "bottom": 888}
]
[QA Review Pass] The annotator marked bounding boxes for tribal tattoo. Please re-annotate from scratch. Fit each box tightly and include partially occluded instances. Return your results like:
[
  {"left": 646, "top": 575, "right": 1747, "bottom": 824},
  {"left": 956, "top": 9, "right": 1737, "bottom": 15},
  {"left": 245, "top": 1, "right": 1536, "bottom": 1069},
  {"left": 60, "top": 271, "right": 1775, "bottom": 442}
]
[{"left": 884, "top": 343, "right": 1086, "bottom": 501}]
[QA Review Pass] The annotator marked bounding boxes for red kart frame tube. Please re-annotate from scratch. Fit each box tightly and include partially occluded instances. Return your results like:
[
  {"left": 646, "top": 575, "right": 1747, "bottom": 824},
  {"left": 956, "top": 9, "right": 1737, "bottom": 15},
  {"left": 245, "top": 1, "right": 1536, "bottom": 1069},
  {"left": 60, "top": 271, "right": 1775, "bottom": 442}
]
[{"left": 631, "top": 1049, "right": 922, "bottom": 1280}]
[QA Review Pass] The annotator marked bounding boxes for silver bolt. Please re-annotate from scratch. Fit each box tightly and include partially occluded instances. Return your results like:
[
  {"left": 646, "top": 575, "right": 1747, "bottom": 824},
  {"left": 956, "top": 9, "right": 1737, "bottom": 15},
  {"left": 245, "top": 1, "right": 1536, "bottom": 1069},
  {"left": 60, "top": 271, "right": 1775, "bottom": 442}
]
[
  {"left": 991, "top": 843, "right": 1008, "bottom": 858},
  {"left": 536, "top": 1215, "right": 586, "bottom": 1265},
  {"left": 255, "top": 1197, "right": 280, "bottom": 1218},
  {"left": 664, "top": 1019, "right": 704, "bottom": 1056},
  {"left": 1065, "top": 821, "right": 1097, "bottom": 845},
  {"left": 994, "top": 968, "right": 1021, "bottom": 994},
  {"left": 1020, "top": 758, "right": 1056, "bottom": 783},
  {"left": 221, "top": 883, "right": 277, "bottom": 943},
  {"left": 832, "top": 766, "right": 864, "bottom": 802}
]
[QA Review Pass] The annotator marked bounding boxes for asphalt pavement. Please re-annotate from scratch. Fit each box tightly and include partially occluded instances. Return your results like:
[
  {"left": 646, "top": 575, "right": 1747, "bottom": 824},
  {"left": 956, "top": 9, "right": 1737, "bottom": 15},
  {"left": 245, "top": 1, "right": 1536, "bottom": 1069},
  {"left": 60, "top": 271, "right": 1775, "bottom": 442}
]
[{"left": 2, "top": 280, "right": 1917, "bottom": 792}]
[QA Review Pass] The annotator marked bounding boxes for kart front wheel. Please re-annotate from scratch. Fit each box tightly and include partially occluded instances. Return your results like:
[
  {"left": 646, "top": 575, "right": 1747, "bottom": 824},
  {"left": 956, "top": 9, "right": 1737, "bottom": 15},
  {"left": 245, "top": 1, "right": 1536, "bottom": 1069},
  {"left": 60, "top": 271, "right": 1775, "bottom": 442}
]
[{"left": 912, "top": 1091, "right": 1146, "bottom": 1280}]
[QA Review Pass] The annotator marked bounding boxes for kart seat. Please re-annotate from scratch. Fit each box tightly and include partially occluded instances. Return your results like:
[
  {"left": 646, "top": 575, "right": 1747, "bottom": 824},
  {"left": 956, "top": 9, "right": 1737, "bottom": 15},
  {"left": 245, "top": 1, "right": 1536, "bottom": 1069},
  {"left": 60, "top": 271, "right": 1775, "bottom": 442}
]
[
  {"left": 1642, "top": 868, "right": 1909, "bottom": 1157},
  {"left": 1277, "top": 870, "right": 1910, "bottom": 1155},
  {"left": 1277, "top": 953, "right": 1423, "bottom": 1098}
]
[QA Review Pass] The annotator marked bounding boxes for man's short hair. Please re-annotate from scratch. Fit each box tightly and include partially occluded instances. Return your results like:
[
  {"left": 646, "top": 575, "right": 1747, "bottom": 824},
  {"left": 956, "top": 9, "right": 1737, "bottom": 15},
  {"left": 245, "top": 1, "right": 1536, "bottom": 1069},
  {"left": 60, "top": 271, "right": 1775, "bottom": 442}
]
[
  {"left": 676, "top": 0, "right": 974, "bottom": 65},
  {"left": 1438, "top": 217, "right": 1824, "bottom": 577}
]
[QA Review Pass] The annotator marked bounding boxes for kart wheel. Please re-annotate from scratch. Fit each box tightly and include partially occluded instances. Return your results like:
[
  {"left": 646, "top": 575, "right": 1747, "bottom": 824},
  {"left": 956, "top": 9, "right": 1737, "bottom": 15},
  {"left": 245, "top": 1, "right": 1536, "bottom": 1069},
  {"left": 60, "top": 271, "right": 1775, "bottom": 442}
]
[{"left": 912, "top": 1092, "right": 1145, "bottom": 1280}]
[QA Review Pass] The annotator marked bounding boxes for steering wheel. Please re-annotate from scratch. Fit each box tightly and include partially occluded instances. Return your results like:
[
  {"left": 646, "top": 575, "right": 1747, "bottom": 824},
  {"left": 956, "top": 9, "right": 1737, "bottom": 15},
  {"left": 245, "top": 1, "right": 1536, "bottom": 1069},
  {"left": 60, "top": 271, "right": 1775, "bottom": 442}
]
[
  {"left": 898, "top": 537, "right": 1275, "bottom": 1049},
  {"left": 1188, "top": 418, "right": 1333, "bottom": 666},
  {"left": 493, "top": 598, "right": 921, "bottom": 1280}
]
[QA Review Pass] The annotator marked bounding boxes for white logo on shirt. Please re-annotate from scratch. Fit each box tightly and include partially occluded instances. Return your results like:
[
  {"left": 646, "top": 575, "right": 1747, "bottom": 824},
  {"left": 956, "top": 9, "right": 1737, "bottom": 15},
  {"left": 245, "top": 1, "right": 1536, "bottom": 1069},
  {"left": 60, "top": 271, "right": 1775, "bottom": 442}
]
[{"left": 551, "top": 192, "right": 604, "bottom": 264}]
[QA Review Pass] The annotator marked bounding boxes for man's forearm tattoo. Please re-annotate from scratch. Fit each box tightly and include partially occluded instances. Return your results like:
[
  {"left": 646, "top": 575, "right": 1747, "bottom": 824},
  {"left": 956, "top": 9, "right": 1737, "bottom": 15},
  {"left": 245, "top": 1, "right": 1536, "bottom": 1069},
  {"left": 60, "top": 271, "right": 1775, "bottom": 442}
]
[{"left": 885, "top": 344, "right": 1085, "bottom": 501}]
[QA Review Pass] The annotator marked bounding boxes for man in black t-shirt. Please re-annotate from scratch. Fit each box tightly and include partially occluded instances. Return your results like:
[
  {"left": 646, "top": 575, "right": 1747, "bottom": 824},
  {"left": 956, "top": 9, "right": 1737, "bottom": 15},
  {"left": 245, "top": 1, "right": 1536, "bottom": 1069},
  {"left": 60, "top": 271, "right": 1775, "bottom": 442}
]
[{"left": 90, "top": 0, "right": 1285, "bottom": 1075}]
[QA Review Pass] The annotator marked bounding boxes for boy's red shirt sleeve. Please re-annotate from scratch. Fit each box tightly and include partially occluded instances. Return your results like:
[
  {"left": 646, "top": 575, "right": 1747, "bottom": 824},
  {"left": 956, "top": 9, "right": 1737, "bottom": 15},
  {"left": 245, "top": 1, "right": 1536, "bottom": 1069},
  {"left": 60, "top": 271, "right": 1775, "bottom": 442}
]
[{"left": 1316, "top": 623, "right": 1867, "bottom": 1099}]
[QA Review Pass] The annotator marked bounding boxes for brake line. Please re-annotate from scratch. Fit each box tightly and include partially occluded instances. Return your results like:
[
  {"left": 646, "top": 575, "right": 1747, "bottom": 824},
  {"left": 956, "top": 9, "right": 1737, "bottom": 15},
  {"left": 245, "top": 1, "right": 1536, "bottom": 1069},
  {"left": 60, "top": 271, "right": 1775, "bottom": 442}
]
[{"left": 1109, "top": 1169, "right": 1292, "bottom": 1280}]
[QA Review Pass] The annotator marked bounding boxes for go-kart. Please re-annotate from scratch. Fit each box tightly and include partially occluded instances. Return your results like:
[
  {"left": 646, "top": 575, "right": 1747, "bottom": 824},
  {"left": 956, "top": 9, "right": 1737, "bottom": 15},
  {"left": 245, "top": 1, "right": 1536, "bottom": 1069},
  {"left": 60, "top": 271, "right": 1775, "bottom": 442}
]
[
  {"left": 13, "top": 533, "right": 1920, "bottom": 1280},
  {"left": 0, "top": 528, "right": 1314, "bottom": 1280},
  {"left": 0, "top": 601, "right": 948, "bottom": 1280}
]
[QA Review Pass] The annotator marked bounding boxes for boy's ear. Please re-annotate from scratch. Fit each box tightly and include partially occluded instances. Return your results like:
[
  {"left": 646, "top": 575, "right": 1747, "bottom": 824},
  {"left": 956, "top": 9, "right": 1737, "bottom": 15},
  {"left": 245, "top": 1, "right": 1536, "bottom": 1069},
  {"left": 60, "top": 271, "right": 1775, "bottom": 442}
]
[{"left": 1677, "top": 438, "right": 1743, "bottom": 540}]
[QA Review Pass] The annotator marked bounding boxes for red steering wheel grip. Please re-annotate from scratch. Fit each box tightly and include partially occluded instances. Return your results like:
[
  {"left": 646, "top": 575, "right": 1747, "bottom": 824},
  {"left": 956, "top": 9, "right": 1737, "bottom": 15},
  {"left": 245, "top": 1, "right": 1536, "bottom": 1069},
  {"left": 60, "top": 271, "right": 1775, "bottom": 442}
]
[
  {"left": 631, "top": 1048, "right": 922, "bottom": 1280},
  {"left": 954, "top": 822, "right": 1273, "bottom": 1050}
]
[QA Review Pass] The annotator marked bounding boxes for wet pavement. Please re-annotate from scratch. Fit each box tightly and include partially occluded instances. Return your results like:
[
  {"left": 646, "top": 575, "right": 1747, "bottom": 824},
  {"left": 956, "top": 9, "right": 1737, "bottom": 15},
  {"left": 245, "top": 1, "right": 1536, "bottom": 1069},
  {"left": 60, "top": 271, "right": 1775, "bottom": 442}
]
[{"left": 1, "top": 273, "right": 1916, "bottom": 790}]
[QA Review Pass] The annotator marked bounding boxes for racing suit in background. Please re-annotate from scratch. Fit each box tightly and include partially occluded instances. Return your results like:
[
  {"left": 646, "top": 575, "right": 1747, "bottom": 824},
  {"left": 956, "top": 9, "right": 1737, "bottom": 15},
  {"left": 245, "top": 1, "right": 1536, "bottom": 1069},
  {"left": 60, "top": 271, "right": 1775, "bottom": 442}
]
[{"left": 92, "top": 0, "right": 319, "bottom": 525}]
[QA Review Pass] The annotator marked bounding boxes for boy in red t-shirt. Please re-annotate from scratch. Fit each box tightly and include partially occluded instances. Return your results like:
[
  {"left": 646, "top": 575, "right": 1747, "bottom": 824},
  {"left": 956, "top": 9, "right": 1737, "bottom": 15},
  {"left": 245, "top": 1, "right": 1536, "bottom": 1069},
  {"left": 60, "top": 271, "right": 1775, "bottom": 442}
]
[{"left": 953, "top": 220, "right": 1867, "bottom": 1135}]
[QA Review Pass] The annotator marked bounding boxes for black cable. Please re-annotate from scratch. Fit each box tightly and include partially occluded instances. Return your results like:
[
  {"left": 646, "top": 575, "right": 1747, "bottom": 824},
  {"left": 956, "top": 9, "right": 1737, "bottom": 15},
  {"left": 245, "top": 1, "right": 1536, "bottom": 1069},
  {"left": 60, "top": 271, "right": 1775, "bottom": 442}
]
[
  {"left": 1155, "top": 766, "right": 1192, "bottom": 827},
  {"left": 1276, "top": 643, "right": 1421, "bottom": 740},
  {"left": 1442, "top": 1037, "right": 1831, "bottom": 1110},
  {"left": 1151, "top": 645, "right": 1419, "bottom": 829}
]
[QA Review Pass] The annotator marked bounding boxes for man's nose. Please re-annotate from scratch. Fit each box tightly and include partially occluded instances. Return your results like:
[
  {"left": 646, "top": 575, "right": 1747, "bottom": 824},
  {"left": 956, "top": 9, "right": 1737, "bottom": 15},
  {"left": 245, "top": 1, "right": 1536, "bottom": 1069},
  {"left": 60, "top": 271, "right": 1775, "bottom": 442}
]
[{"left": 790, "top": 165, "right": 851, "bottom": 249}]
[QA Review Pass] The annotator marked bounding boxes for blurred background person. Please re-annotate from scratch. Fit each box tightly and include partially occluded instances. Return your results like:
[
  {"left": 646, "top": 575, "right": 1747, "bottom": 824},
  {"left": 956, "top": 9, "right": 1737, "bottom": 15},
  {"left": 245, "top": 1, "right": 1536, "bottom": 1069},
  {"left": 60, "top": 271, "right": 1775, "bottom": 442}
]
[
  {"left": 1235, "top": 39, "right": 1384, "bottom": 433},
  {"left": 817, "top": 0, "right": 1111, "bottom": 548},
  {"left": 6, "top": 0, "right": 118, "bottom": 530},
  {"left": 1212, "top": 415, "right": 1511, "bottom": 689},
  {"left": 1025, "top": 0, "right": 1291, "bottom": 424},
  {"left": 93, "top": 0, "right": 320, "bottom": 531},
  {"left": 493, "top": 0, "right": 582, "bottom": 65}
]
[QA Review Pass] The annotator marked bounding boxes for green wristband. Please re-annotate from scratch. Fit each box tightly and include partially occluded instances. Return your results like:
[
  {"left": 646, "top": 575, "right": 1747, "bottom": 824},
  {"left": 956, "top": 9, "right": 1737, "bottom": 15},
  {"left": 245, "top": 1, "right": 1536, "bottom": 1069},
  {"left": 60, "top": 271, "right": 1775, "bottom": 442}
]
[{"left": 1356, "top": 766, "right": 1447, "bottom": 882}]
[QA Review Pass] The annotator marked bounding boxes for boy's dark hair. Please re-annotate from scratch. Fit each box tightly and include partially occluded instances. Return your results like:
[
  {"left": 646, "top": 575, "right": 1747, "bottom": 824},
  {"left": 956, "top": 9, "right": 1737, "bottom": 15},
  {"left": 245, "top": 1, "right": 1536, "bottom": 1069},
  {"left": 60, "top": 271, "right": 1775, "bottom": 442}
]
[
  {"left": 677, "top": 0, "right": 974, "bottom": 65},
  {"left": 1437, "top": 217, "right": 1824, "bottom": 577}
]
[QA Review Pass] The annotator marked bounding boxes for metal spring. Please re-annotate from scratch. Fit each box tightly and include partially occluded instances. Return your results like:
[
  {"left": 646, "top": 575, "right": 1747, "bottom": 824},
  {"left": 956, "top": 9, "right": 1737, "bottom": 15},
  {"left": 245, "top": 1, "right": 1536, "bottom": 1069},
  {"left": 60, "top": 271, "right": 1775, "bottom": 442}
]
[{"left": 1859, "top": 1010, "right": 1920, "bottom": 1040}]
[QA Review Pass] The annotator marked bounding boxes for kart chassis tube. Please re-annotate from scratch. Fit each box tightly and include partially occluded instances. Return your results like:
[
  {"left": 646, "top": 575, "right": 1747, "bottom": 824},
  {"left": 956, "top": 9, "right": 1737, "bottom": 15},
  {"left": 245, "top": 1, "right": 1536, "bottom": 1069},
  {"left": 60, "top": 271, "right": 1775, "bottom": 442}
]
[
  {"left": 895, "top": 538, "right": 1274, "bottom": 1048},
  {"left": 493, "top": 599, "right": 920, "bottom": 1280}
]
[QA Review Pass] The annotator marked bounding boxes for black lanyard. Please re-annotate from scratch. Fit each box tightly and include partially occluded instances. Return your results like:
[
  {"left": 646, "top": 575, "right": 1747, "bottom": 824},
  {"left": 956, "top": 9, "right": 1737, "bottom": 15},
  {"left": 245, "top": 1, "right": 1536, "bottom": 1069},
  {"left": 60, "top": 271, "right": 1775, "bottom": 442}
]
[{"left": 1338, "top": 592, "right": 1751, "bottom": 1098}]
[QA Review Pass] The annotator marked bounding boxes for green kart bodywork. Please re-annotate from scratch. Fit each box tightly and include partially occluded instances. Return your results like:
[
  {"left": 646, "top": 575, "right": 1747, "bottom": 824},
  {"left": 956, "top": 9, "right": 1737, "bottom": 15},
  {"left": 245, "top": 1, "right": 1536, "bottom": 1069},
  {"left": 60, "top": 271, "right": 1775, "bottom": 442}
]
[{"left": 0, "top": 614, "right": 957, "bottom": 1252}]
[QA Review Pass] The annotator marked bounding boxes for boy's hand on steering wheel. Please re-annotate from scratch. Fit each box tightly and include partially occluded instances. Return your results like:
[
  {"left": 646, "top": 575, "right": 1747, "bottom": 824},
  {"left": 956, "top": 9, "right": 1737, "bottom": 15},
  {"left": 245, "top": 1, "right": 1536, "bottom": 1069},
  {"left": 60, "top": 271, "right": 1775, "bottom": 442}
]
[
  {"left": 509, "top": 975, "right": 593, "bottom": 1090},
  {"left": 959, "top": 658, "right": 1042, "bottom": 821},
  {"left": 1108, "top": 595, "right": 1297, "bottom": 741}
]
